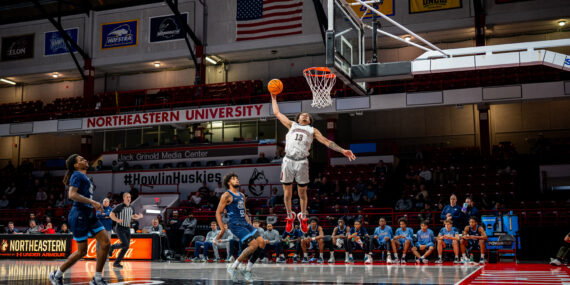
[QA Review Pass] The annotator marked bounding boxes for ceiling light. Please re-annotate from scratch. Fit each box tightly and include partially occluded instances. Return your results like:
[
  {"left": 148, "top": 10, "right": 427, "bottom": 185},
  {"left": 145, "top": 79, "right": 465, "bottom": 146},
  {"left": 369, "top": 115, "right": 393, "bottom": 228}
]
[
  {"left": 0, "top": 78, "right": 16, "bottom": 85},
  {"left": 52, "top": 74, "right": 59, "bottom": 78},
  {"left": 154, "top": 62, "right": 160, "bottom": 68},
  {"left": 403, "top": 35, "right": 412, "bottom": 42},
  {"left": 205, "top": 56, "right": 218, "bottom": 64},
  {"left": 558, "top": 20, "right": 567, "bottom": 27}
]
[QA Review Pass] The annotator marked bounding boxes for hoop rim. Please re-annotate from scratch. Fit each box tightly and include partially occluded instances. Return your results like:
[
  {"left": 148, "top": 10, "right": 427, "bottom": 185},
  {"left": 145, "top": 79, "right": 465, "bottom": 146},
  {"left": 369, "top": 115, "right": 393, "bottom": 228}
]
[{"left": 303, "top": 67, "right": 336, "bottom": 78}]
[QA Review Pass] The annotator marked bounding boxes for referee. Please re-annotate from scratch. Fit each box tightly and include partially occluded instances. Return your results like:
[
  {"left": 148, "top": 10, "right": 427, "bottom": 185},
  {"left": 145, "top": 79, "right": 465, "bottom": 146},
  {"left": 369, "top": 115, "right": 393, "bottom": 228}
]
[{"left": 109, "top": 192, "right": 143, "bottom": 268}]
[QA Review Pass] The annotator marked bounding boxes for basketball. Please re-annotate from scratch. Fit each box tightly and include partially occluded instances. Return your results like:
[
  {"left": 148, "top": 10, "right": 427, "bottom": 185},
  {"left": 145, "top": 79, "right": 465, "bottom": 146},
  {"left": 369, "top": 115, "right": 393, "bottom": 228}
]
[{"left": 268, "top": 79, "right": 283, "bottom": 95}]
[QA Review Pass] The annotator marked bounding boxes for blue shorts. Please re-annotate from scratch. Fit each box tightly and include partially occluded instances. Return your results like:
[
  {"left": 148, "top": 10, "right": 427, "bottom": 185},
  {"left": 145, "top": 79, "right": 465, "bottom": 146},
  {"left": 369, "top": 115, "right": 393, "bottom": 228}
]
[
  {"left": 68, "top": 207, "right": 105, "bottom": 242},
  {"left": 467, "top": 240, "right": 480, "bottom": 250},
  {"left": 309, "top": 240, "right": 319, "bottom": 250},
  {"left": 228, "top": 223, "right": 258, "bottom": 244},
  {"left": 416, "top": 242, "right": 435, "bottom": 248},
  {"left": 397, "top": 238, "right": 412, "bottom": 245},
  {"left": 443, "top": 241, "right": 454, "bottom": 248}
]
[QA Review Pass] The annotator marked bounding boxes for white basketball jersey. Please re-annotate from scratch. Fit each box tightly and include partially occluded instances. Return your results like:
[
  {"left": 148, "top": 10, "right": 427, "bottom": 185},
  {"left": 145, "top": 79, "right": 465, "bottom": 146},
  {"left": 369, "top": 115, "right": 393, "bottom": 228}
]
[{"left": 285, "top": 122, "right": 314, "bottom": 159}]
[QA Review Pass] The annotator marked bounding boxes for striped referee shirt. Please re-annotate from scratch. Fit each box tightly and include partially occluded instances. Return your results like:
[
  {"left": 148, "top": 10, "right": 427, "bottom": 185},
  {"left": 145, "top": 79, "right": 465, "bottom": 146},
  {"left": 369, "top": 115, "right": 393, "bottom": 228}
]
[{"left": 112, "top": 203, "right": 134, "bottom": 228}]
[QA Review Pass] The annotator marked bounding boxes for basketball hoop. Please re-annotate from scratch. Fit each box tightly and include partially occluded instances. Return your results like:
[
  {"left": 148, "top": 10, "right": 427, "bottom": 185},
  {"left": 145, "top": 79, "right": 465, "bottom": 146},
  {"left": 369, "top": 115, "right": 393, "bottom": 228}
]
[{"left": 303, "top": 67, "right": 336, "bottom": 108}]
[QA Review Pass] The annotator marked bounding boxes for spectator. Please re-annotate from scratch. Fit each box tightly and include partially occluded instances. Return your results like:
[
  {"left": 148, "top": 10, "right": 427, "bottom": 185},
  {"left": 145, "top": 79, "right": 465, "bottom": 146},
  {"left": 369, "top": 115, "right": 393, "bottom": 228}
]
[
  {"left": 373, "top": 160, "right": 388, "bottom": 177},
  {"left": 59, "top": 223, "right": 71, "bottom": 234},
  {"left": 213, "top": 224, "right": 234, "bottom": 262},
  {"left": 253, "top": 220, "right": 265, "bottom": 237},
  {"left": 262, "top": 223, "right": 285, "bottom": 263},
  {"left": 111, "top": 161, "right": 119, "bottom": 172},
  {"left": 29, "top": 213, "right": 37, "bottom": 224},
  {"left": 418, "top": 166, "right": 432, "bottom": 183},
  {"left": 192, "top": 221, "right": 219, "bottom": 262},
  {"left": 256, "top": 152, "right": 270, "bottom": 164},
  {"left": 190, "top": 192, "right": 202, "bottom": 206},
  {"left": 416, "top": 184, "right": 429, "bottom": 201},
  {"left": 0, "top": 194, "right": 9, "bottom": 209},
  {"left": 43, "top": 216, "right": 53, "bottom": 229},
  {"left": 166, "top": 211, "right": 182, "bottom": 253},
  {"left": 405, "top": 166, "right": 419, "bottom": 183},
  {"left": 213, "top": 182, "right": 225, "bottom": 198},
  {"left": 389, "top": 218, "right": 414, "bottom": 263},
  {"left": 267, "top": 187, "right": 282, "bottom": 207},
  {"left": 266, "top": 208, "right": 278, "bottom": 225},
  {"left": 395, "top": 194, "right": 413, "bottom": 211},
  {"left": 144, "top": 218, "right": 163, "bottom": 234},
  {"left": 440, "top": 194, "right": 464, "bottom": 227},
  {"left": 36, "top": 188, "right": 48, "bottom": 201},
  {"left": 55, "top": 193, "right": 65, "bottom": 208},
  {"left": 354, "top": 177, "right": 367, "bottom": 193},
  {"left": 281, "top": 224, "right": 303, "bottom": 262},
  {"left": 550, "top": 232, "right": 570, "bottom": 266},
  {"left": 6, "top": 221, "right": 20, "bottom": 234},
  {"left": 341, "top": 187, "right": 352, "bottom": 205},
  {"left": 371, "top": 217, "right": 393, "bottom": 262},
  {"left": 462, "top": 197, "right": 479, "bottom": 220},
  {"left": 347, "top": 220, "right": 371, "bottom": 264},
  {"left": 418, "top": 203, "right": 433, "bottom": 224},
  {"left": 363, "top": 185, "right": 377, "bottom": 203},
  {"left": 95, "top": 160, "right": 103, "bottom": 171},
  {"left": 181, "top": 213, "right": 197, "bottom": 253},
  {"left": 411, "top": 220, "right": 435, "bottom": 264},
  {"left": 42, "top": 222, "right": 56, "bottom": 234},
  {"left": 351, "top": 187, "right": 362, "bottom": 203},
  {"left": 197, "top": 182, "right": 210, "bottom": 195},
  {"left": 24, "top": 220, "right": 41, "bottom": 234}
]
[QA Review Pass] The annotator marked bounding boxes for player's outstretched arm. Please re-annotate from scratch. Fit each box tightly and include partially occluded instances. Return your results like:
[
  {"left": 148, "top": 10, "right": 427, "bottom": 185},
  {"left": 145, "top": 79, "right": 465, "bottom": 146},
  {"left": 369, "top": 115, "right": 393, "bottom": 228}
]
[
  {"left": 215, "top": 193, "right": 230, "bottom": 240},
  {"left": 271, "top": 93, "right": 293, "bottom": 129},
  {"left": 314, "top": 129, "right": 356, "bottom": 161}
]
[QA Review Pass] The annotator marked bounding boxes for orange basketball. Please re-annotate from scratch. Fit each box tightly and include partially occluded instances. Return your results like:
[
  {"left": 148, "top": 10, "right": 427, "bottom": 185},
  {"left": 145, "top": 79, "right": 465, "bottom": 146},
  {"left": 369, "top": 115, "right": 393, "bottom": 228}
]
[{"left": 268, "top": 79, "right": 283, "bottom": 95}]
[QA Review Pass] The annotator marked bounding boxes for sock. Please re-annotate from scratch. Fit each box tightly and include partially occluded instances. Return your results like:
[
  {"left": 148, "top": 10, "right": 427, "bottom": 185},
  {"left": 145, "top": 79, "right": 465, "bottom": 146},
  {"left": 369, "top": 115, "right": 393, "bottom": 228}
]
[
  {"left": 246, "top": 261, "right": 254, "bottom": 271},
  {"left": 304, "top": 253, "right": 308, "bottom": 258},
  {"left": 320, "top": 252, "right": 324, "bottom": 258},
  {"left": 231, "top": 260, "right": 240, "bottom": 269},
  {"left": 439, "top": 255, "right": 442, "bottom": 259},
  {"left": 288, "top": 212, "right": 294, "bottom": 219},
  {"left": 94, "top": 272, "right": 102, "bottom": 281},
  {"left": 345, "top": 252, "right": 349, "bottom": 259},
  {"left": 462, "top": 253, "right": 467, "bottom": 259},
  {"left": 481, "top": 253, "right": 485, "bottom": 259},
  {"left": 394, "top": 253, "right": 399, "bottom": 259},
  {"left": 402, "top": 254, "right": 406, "bottom": 258},
  {"left": 455, "top": 255, "right": 459, "bottom": 259},
  {"left": 55, "top": 270, "right": 64, "bottom": 278},
  {"left": 421, "top": 255, "right": 425, "bottom": 259}
]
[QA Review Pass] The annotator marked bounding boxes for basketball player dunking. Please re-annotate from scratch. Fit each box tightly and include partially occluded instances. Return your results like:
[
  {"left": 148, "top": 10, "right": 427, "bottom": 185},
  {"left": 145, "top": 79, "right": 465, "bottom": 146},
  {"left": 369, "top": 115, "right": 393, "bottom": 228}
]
[{"left": 271, "top": 93, "right": 356, "bottom": 233}]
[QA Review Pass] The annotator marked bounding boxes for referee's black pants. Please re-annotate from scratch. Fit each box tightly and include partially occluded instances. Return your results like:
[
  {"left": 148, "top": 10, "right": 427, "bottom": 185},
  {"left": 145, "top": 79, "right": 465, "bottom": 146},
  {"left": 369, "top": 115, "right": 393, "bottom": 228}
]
[{"left": 111, "top": 225, "right": 131, "bottom": 264}]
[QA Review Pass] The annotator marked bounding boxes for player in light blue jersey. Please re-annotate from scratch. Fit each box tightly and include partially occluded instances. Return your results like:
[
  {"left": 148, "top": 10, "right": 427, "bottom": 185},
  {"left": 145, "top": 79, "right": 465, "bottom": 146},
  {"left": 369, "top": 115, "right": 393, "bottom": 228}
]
[
  {"left": 371, "top": 217, "right": 393, "bottom": 262},
  {"left": 390, "top": 218, "right": 414, "bottom": 263},
  {"left": 436, "top": 219, "right": 461, "bottom": 264},
  {"left": 412, "top": 220, "right": 435, "bottom": 264}
]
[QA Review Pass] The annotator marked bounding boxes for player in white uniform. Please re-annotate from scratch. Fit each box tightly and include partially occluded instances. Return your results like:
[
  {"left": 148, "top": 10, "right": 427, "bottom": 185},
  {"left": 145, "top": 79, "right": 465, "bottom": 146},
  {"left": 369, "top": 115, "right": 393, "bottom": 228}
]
[{"left": 271, "top": 93, "right": 356, "bottom": 233}]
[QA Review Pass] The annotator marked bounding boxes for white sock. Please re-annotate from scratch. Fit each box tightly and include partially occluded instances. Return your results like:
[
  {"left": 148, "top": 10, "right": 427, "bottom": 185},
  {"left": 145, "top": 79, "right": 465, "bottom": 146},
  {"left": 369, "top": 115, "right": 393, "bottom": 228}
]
[
  {"left": 455, "top": 255, "right": 459, "bottom": 259},
  {"left": 394, "top": 253, "right": 399, "bottom": 259},
  {"left": 402, "top": 254, "right": 406, "bottom": 259},
  {"left": 304, "top": 253, "right": 308, "bottom": 258},
  {"left": 55, "top": 270, "right": 64, "bottom": 278},
  {"left": 481, "top": 254, "right": 485, "bottom": 259},
  {"left": 345, "top": 252, "right": 349, "bottom": 259},
  {"left": 320, "top": 253, "right": 324, "bottom": 258},
  {"left": 231, "top": 260, "right": 240, "bottom": 269},
  {"left": 94, "top": 272, "right": 102, "bottom": 281},
  {"left": 439, "top": 255, "right": 442, "bottom": 259},
  {"left": 247, "top": 261, "right": 253, "bottom": 271}
]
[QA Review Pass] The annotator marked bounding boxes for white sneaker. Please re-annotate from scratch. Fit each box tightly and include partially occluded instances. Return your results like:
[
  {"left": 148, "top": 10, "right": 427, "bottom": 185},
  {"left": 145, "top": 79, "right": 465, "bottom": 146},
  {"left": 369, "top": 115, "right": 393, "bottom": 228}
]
[
  {"left": 387, "top": 256, "right": 394, "bottom": 264},
  {"left": 328, "top": 256, "right": 335, "bottom": 263},
  {"left": 364, "top": 254, "right": 373, "bottom": 264},
  {"left": 261, "top": 257, "right": 269, "bottom": 264}
]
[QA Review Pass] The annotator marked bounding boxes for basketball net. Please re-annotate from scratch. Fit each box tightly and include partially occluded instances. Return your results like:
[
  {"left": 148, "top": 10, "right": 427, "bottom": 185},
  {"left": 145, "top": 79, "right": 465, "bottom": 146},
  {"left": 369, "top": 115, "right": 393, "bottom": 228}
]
[{"left": 303, "top": 67, "right": 336, "bottom": 108}]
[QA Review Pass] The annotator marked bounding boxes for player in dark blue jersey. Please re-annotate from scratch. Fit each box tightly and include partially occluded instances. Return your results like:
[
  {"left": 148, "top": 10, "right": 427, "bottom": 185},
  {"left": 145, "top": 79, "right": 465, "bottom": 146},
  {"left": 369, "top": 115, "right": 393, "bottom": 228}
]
[
  {"left": 49, "top": 154, "right": 110, "bottom": 285},
  {"left": 216, "top": 173, "right": 265, "bottom": 282},
  {"left": 301, "top": 218, "right": 325, "bottom": 263},
  {"left": 460, "top": 216, "right": 487, "bottom": 264},
  {"left": 329, "top": 218, "right": 350, "bottom": 263}
]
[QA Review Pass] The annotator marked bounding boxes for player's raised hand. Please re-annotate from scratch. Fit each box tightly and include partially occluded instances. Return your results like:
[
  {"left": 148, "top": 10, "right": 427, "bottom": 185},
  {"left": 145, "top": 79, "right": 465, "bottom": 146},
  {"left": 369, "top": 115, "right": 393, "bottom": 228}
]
[{"left": 342, "top": 149, "right": 356, "bottom": 161}]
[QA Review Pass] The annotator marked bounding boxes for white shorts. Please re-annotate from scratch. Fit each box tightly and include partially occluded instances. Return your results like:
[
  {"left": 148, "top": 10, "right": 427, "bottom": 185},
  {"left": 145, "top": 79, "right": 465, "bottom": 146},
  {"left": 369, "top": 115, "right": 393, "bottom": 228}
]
[{"left": 280, "top": 157, "right": 310, "bottom": 185}]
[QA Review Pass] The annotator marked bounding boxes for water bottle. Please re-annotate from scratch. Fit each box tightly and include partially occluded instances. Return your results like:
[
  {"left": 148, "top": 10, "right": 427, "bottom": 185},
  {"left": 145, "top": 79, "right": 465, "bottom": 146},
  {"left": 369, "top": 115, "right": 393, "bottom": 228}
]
[{"left": 462, "top": 202, "right": 468, "bottom": 212}]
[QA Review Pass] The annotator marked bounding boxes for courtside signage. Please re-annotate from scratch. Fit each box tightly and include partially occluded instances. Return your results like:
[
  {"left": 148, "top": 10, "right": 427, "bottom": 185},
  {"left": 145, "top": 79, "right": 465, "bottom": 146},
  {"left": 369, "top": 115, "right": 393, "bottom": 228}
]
[
  {"left": 409, "top": 0, "right": 462, "bottom": 14},
  {"left": 0, "top": 235, "right": 71, "bottom": 259},
  {"left": 83, "top": 104, "right": 269, "bottom": 130},
  {"left": 149, "top": 13, "right": 188, "bottom": 43},
  {"left": 72, "top": 238, "right": 152, "bottom": 259},
  {"left": 101, "top": 19, "right": 138, "bottom": 49},
  {"left": 44, "top": 28, "right": 78, "bottom": 56}
]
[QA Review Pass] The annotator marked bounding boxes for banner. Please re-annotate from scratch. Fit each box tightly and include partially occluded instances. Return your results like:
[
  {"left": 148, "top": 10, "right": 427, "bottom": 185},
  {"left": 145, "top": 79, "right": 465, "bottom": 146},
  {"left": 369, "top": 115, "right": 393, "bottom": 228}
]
[
  {"left": 83, "top": 104, "right": 269, "bottom": 130},
  {"left": 0, "top": 234, "right": 71, "bottom": 259},
  {"left": 149, "top": 13, "right": 188, "bottom": 43},
  {"left": 409, "top": 0, "right": 462, "bottom": 14},
  {"left": 89, "top": 164, "right": 281, "bottom": 199},
  {"left": 348, "top": 0, "right": 395, "bottom": 18},
  {"left": 117, "top": 146, "right": 259, "bottom": 162},
  {"left": 101, "top": 19, "right": 138, "bottom": 49},
  {"left": 1, "top": 34, "right": 34, "bottom": 61},
  {"left": 44, "top": 28, "right": 78, "bottom": 56},
  {"left": 72, "top": 237, "right": 154, "bottom": 260}
]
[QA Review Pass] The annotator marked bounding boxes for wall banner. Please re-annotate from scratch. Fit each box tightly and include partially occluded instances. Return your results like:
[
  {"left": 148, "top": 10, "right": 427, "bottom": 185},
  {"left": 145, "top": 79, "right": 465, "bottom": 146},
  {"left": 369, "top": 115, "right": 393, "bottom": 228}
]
[
  {"left": 101, "top": 19, "right": 138, "bottom": 49},
  {"left": 44, "top": 28, "right": 78, "bottom": 56},
  {"left": 409, "top": 0, "right": 462, "bottom": 14},
  {"left": 1, "top": 34, "right": 34, "bottom": 61},
  {"left": 348, "top": 0, "right": 395, "bottom": 18},
  {"left": 117, "top": 146, "right": 259, "bottom": 162},
  {"left": 149, "top": 13, "right": 188, "bottom": 43}
]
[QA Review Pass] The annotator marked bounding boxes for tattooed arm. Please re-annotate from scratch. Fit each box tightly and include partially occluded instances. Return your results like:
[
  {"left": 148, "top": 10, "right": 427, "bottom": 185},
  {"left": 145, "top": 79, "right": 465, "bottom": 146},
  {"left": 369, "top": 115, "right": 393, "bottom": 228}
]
[{"left": 314, "top": 129, "right": 356, "bottom": 161}]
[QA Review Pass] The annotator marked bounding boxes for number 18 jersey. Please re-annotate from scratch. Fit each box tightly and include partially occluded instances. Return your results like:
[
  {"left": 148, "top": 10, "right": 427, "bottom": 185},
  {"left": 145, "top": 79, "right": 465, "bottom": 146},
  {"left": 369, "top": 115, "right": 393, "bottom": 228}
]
[{"left": 285, "top": 122, "right": 314, "bottom": 160}]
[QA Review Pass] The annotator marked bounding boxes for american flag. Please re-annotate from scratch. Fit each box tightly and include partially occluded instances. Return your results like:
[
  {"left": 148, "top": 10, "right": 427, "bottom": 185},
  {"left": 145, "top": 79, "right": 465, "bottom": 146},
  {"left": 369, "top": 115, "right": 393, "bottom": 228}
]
[{"left": 236, "top": 0, "right": 303, "bottom": 41}]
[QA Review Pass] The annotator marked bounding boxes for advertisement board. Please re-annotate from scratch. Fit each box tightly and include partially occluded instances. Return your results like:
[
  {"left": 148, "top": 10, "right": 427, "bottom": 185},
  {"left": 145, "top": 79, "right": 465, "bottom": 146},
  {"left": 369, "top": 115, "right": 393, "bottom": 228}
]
[{"left": 0, "top": 235, "right": 72, "bottom": 259}]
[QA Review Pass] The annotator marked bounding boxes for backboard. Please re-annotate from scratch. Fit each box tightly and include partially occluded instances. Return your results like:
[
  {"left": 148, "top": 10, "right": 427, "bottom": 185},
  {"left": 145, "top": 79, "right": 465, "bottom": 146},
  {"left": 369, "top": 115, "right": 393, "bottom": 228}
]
[{"left": 325, "top": 0, "right": 367, "bottom": 95}]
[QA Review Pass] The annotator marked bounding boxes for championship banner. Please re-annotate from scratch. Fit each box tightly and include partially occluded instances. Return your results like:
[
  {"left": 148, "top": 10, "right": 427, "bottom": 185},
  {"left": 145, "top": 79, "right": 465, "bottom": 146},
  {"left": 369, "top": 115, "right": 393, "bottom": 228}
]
[
  {"left": 117, "top": 146, "right": 259, "bottom": 162},
  {"left": 101, "top": 19, "right": 138, "bottom": 49},
  {"left": 0, "top": 235, "right": 72, "bottom": 259},
  {"left": 1, "top": 34, "right": 34, "bottom": 61},
  {"left": 348, "top": 0, "right": 395, "bottom": 18},
  {"left": 149, "top": 13, "right": 188, "bottom": 43},
  {"left": 72, "top": 237, "right": 154, "bottom": 260},
  {"left": 44, "top": 28, "right": 78, "bottom": 56},
  {"left": 83, "top": 104, "right": 269, "bottom": 130},
  {"left": 89, "top": 164, "right": 281, "bottom": 199},
  {"left": 409, "top": 0, "right": 462, "bottom": 14}
]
